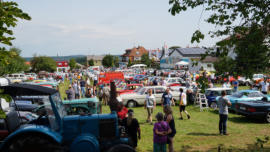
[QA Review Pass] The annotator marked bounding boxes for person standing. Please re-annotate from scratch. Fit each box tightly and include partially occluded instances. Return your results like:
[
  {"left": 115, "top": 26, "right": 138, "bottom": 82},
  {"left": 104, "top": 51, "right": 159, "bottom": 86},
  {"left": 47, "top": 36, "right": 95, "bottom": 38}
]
[
  {"left": 102, "top": 83, "right": 110, "bottom": 106},
  {"left": 153, "top": 112, "right": 171, "bottom": 152},
  {"left": 144, "top": 89, "right": 156, "bottom": 124},
  {"left": 179, "top": 88, "right": 190, "bottom": 120},
  {"left": 260, "top": 79, "right": 269, "bottom": 95},
  {"left": 65, "top": 85, "right": 75, "bottom": 100},
  {"left": 163, "top": 106, "right": 176, "bottom": 152},
  {"left": 123, "top": 109, "right": 141, "bottom": 148},
  {"left": 217, "top": 91, "right": 232, "bottom": 135},
  {"left": 80, "top": 79, "right": 86, "bottom": 98},
  {"left": 232, "top": 80, "right": 238, "bottom": 92},
  {"left": 161, "top": 88, "right": 175, "bottom": 107}
]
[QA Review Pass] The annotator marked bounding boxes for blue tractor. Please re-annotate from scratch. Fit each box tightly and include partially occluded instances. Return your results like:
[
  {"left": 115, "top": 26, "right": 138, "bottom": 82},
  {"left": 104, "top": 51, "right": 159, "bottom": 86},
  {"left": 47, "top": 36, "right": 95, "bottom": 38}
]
[{"left": 0, "top": 83, "right": 134, "bottom": 152}]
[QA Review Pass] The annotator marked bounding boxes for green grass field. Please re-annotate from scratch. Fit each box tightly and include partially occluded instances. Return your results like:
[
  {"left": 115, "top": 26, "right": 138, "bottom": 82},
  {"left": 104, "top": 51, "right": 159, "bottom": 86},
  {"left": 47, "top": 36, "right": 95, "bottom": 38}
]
[{"left": 60, "top": 82, "right": 270, "bottom": 151}]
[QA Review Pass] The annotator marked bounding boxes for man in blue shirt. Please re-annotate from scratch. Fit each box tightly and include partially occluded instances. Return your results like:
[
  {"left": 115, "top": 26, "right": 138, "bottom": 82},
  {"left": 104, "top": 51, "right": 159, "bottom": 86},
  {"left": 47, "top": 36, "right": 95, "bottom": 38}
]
[{"left": 161, "top": 88, "right": 175, "bottom": 107}]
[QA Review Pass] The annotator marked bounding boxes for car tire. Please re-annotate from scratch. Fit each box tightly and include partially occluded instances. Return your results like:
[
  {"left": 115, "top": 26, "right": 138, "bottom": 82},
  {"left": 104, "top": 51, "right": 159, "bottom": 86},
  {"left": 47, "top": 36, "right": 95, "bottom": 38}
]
[
  {"left": 210, "top": 102, "right": 218, "bottom": 110},
  {"left": 4, "top": 134, "right": 63, "bottom": 152},
  {"left": 127, "top": 100, "right": 137, "bottom": 108},
  {"left": 107, "top": 144, "right": 135, "bottom": 152},
  {"left": 266, "top": 112, "right": 270, "bottom": 123}
]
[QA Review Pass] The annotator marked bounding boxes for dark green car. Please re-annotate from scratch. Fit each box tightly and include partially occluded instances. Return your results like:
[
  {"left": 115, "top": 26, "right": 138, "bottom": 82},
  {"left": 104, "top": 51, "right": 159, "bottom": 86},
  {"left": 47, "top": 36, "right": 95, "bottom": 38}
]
[{"left": 63, "top": 98, "right": 101, "bottom": 115}]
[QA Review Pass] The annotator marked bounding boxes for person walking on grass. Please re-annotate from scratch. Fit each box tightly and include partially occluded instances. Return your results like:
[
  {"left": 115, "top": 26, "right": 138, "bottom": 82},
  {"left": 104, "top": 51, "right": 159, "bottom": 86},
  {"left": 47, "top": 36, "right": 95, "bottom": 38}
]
[
  {"left": 179, "top": 88, "right": 190, "bottom": 120},
  {"left": 163, "top": 106, "right": 176, "bottom": 152},
  {"left": 144, "top": 89, "right": 156, "bottom": 124},
  {"left": 161, "top": 88, "right": 175, "bottom": 108},
  {"left": 153, "top": 112, "right": 171, "bottom": 152},
  {"left": 218, "top": 90, "right": 232, "bottom": 135}
]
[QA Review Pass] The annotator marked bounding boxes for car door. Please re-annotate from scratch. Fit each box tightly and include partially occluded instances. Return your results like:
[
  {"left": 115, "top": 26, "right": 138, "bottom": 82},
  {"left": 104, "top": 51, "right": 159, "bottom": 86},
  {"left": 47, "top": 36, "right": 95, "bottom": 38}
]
[{"left": 154, "top": 87, "right": 165, "bottom": 104}]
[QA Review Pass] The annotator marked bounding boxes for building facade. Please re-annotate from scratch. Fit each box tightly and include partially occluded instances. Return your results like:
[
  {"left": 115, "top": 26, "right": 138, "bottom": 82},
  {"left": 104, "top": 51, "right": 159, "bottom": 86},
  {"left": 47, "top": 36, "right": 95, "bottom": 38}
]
[
  {"left": 121, "top": 46, "right": 148, "bottom": 63},
  {"left": 56, "top": 61, "right": 70, "bottom": 72},
  {"left": 160, "top": 47, "right": 217, "bottom": 72},
  {"left": 86, "top": 55, "right": 105, "bottom": 66}
]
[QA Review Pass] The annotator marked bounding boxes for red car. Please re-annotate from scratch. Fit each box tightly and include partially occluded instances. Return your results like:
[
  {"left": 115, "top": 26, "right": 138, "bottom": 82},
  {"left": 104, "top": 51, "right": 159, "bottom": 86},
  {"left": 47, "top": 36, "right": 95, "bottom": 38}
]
[{"left": 118, "top": 84, "right": 143, "bottom": 95}]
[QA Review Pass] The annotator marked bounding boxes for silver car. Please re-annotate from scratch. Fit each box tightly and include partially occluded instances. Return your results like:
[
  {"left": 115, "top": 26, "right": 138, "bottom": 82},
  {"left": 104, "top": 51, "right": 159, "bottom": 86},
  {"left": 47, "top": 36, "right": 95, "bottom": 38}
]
[{"left": 121, "top": 86, "right": 181, "bottom": 107}]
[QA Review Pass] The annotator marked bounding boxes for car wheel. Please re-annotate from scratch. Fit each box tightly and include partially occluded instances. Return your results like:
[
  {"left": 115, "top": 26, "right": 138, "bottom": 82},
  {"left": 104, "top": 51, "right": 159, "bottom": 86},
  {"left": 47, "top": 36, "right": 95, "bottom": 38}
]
[
  {"left": 127, "top": 100, "right": 136, "bottom": 108},
  {"left": 266, "top": 112, "right": 270, "bottom": 123},
  {"left": 107, "top": 144, "right": 135, "bottom": 152},
  {"left": 4, "top": 134, "right": 63, "bottom": 152},
  {"left": 210, "top": 102, "right": 218, "bottom": 110}
]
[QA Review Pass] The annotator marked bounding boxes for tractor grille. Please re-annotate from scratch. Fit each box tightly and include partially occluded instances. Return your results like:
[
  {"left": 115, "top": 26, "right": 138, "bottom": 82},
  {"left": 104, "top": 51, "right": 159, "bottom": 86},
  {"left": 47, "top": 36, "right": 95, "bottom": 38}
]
[{"left": 99, "top": 119, "right": 116, "bottom": 140}]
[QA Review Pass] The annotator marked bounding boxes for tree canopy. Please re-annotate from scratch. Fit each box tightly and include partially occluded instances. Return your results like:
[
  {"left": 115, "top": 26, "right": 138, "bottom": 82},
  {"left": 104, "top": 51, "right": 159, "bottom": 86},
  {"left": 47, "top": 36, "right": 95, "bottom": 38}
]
[
  {"left": 102, "top": 55, "right": 115, "bottom": 68},
  {"left": 169, "top": 0, "right": 270, "bottom": 78},
  {"left": 30, "top": 56, "right": 57, "bottom": 73},
  {"left": 0, "top": 47, "right": 29, "bottom": 76},
  {"left": 69, "top": 58, "right": 76, "bottom": 70},
  {"left": 0, "top": 1, "right": 31, "bottom": 46},
  {"left": 88, "top": 59, "right": 94, "bottom": 66}
]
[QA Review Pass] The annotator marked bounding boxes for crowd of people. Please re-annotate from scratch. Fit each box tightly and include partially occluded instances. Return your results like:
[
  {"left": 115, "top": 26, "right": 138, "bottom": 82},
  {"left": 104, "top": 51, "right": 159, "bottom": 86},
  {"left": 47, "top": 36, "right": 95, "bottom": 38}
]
[{"left": 61, "top": 70, "right": 269, "bottom": 152}]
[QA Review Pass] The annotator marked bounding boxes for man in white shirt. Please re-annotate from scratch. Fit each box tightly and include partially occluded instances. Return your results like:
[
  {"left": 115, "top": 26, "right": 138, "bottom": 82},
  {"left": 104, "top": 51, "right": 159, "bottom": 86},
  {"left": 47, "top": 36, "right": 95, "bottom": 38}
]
[
  {"left": 179, "top": 88, "right": 190, "bottom": 120},
  {"left": 260, "top": 79, "right": 269, "bottom": 95},
  {"left": 144, "top": 89, "right": 156, "bottom": 124}
]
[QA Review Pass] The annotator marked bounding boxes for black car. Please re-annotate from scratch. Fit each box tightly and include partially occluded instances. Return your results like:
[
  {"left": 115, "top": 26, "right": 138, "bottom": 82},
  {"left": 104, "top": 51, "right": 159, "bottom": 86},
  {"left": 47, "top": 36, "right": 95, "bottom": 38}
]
[{"left": 235, "top": 99, "right": 270, "bottom": 123}]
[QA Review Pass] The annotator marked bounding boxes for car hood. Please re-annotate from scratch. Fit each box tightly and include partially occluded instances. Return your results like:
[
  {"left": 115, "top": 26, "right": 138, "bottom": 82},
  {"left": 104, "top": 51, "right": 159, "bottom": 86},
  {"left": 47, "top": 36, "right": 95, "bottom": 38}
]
[{"left": 238, "top": 101, "right": 270, "bottom": 107}]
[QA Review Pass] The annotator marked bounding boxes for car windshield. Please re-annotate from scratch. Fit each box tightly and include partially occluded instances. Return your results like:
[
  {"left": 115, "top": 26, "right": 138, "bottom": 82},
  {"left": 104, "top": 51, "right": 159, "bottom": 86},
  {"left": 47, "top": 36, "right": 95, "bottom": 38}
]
[
  {"left": 138, "top": 88, "right": 146, "bottom": 94},
  {"left": 134, "top": 87, "right": 142, "bottom": 93},
  {"left": 231, "top": 92, "right": 244, "bottom": 98}
]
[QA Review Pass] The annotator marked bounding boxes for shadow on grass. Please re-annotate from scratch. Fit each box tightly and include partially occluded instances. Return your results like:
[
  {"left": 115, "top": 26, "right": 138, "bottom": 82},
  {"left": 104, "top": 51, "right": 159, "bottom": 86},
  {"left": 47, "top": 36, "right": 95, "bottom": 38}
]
[
  {"left": 228, "top": 116, "right": 266, "bottom": 124},
  {"left": 187, "top": 132, "right": 220, "bottom": 136}
]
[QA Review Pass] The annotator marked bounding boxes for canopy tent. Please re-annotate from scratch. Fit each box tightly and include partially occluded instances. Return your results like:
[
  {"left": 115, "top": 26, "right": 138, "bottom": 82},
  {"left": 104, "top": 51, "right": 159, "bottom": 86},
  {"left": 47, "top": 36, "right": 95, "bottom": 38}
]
[
  {"left": 130, "top": 64, "right": 147, "bottom": 68},
  {"left": 175, "top": 61, "right": 189, "bottom": 66}
]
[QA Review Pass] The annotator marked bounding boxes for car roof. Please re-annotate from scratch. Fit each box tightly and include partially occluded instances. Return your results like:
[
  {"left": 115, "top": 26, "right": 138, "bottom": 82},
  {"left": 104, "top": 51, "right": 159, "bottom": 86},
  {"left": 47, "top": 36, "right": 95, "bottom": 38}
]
[
  {"left": 238, "top": 90, "right": 259, "bottom": 93},
  {"left": 142, "top": 86, "right": 167, "bottom": 89},
  {"left": 206, "top": 87, "right": 232, "bottom": 91}
]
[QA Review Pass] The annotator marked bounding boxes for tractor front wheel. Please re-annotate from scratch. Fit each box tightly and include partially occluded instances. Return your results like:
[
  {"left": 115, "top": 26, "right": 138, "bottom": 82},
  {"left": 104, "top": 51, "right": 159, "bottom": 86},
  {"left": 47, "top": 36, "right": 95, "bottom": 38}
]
[
  {"left": 107, "top": 144, "right": 135, "bottom": 152},
  {"left": 4, "top": 134, "right": 63, "bottom": 152}
]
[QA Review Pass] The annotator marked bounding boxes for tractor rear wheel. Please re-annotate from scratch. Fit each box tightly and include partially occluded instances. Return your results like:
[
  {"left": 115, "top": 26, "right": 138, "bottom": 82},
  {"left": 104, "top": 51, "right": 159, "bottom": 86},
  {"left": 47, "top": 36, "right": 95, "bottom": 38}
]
[
  {"left": 4, "top": 134, "right": 63, "bottom": 152},
  {"left": 107, "top": 144, "right": 135, "bottom": 152}
]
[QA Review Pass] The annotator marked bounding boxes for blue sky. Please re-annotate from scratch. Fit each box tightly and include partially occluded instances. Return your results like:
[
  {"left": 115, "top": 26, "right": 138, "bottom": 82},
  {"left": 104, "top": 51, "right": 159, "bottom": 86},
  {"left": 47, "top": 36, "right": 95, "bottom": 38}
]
[{"left": 7, "top": 0, "right": 222, "bottom": 57}]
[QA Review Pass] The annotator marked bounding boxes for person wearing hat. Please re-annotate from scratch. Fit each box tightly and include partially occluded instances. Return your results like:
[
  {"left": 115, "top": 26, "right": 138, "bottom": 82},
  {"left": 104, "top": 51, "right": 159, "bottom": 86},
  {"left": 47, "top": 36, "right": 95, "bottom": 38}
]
[{"left": 123, "top": 109, "right": 141, "bottom": 148}]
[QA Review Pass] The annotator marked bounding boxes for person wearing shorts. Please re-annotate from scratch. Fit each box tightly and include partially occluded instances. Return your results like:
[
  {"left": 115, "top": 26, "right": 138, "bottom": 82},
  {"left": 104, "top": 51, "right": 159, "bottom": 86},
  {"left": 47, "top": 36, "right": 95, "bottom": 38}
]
[
  {"left": 145, "top": 89, "right": 156, "bottom": 124},
  {"left": 179, "top": 88, "right": 190, "bottom": 120}
]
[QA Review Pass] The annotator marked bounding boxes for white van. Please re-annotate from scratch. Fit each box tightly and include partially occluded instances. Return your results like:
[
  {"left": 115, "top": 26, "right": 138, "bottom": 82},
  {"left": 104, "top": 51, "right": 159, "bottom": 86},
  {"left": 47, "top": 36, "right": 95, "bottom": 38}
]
[{"left": 5, "top": 73, "right": 27, "bottom": 83}]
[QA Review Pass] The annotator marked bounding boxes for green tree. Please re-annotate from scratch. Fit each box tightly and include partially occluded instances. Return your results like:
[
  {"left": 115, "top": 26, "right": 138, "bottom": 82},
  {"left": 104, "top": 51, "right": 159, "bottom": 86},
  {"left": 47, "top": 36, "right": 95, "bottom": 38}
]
[
  {"left": 0, "top": 1, "right": 31, "bottom": 46},
  {"left": 0, "top": 47, "right": 29, "bottom": 76},
  {"left": 30, "top": 56, "right": 57, "bottom": 73},
  {"left": 127, "top": 59, "right": 133, "bottom": 67},
  {"left": 102, "top": 55, "right": 114, "bottom": 68},
  {"left": 214, "top": 56, "right": 235, "bottom": 77},
  {"left": 75, "top": 57, "right": 87, "bottom": 66},
  {"left": 88, "top": 59, "right": 94, "bottom": 66},
  {"left": 169, "top": 0, "right": 270, "bottom": 78},
  {"left": 114, "top": 56, "right": 119, "bottom": 67},
  {"left": 141, "top": 53, "right": 151, "bottom": 67},
  {"left": 69, "top": 58, "right": 76, "bottom": 70}
]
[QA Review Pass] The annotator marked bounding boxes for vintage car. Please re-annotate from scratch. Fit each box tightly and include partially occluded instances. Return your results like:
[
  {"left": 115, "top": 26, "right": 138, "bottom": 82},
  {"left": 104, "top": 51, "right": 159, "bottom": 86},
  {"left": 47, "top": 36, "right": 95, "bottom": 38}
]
[
  {"left": 62, "top": 98, "right": 100, "bottom": 115},
  {"left": 117, "top": 84, "right": 143, "bottom": 95},
  {"left": 217, "top": 90, "right": 270, "bottom": 111},
  {"left": 205, "top": 88, "right": 232, "bottom": 109},
  {"left": 235, "top": 100, "right": 270, "bottom": 123},
  {"left": 121, "top": 86, "right": 180, "bottom": 107}
]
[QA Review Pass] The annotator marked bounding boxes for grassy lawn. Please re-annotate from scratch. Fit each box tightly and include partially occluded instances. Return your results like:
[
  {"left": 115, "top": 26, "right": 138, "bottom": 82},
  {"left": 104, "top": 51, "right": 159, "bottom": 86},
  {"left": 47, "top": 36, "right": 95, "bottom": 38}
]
[
  {"left": 59, "top": 82, "right": 270, "bottom": 151},
  {"left": 101, "top": 106, "right": 270, "bottom": 152}
]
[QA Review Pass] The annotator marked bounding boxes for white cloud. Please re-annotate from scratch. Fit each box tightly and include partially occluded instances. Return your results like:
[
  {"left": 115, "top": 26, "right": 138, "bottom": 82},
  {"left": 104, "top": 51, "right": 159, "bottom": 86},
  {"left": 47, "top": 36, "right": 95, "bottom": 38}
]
[{"left": 47, "top": 23, "right": 135, "bottom": 38}]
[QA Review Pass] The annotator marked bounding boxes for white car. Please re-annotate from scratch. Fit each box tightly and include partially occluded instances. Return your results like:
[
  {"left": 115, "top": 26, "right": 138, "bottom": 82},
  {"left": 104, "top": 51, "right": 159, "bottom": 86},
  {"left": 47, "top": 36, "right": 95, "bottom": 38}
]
[
  {"left": 121, "top": 86, "right": 181, "bottom": 107},
  {"left": 5, "top": 73, "right": 27, "bottom": 83},
  {"left": 165, "top": 77, "right": 184, "bottom": 86}
]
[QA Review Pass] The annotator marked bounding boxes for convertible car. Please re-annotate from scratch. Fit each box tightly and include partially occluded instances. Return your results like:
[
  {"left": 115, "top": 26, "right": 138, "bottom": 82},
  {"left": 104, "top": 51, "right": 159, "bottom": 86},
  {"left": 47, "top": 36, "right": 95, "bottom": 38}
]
[
  {"left": 216, "top": 90, "right": 270, "bottom": 111},
  {"left": 235, "top": 100, "right": 270, "bottom": 123}
]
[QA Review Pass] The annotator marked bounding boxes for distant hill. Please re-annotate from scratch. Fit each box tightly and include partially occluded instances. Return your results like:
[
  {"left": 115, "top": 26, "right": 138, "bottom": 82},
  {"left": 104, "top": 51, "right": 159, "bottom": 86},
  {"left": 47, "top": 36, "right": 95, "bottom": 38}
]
[{"left": 24, "top": 55, "right": 87, "bottom": 61}]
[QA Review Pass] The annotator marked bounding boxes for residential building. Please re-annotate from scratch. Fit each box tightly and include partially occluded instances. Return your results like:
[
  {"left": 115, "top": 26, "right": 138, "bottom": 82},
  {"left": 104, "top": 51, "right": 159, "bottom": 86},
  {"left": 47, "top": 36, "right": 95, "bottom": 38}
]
[
  {"left": 56, "top": 61, "right": 70, "bottom": 72},
  {"left": 86, "top": 55, "right": 105, "bottom": 66},
  {"left": 160, "top": 47, "right": 217, "bottom": 72},
  {"left": 121, "top": 46, "right": 148, "bottom": 63}
]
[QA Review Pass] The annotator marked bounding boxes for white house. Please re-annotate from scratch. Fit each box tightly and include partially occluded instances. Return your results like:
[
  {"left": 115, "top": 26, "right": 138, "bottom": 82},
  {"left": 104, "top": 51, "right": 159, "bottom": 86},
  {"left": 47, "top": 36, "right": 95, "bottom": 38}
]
[{"left": 160, "top": 47, "right": 217, "bottom": 72}]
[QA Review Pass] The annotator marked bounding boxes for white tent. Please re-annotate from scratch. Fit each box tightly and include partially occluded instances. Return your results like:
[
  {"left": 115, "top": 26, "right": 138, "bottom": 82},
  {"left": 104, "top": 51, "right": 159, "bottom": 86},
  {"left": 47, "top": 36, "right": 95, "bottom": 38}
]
[
  {"left": 175, "top": 61, "right": 189, "bottom": 65},
  {"left": 130, "top": 64, "right": 147, "bottom": 68}
]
